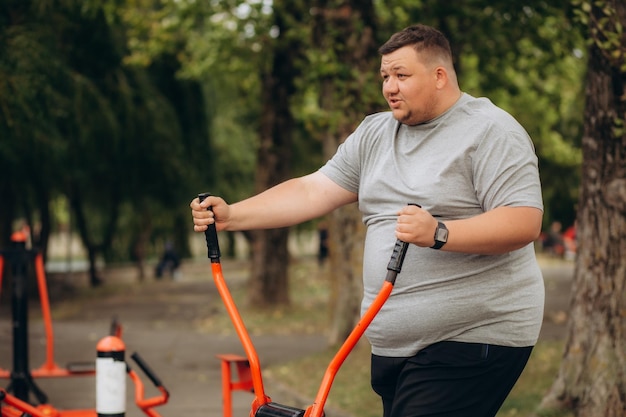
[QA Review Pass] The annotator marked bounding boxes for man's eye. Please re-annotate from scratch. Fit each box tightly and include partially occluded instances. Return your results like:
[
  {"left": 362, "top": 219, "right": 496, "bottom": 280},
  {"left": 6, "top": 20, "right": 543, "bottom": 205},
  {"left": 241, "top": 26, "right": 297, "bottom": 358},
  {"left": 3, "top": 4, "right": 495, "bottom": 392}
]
[{"left": 397, "top": 74, "right": 407, "bottom": 79}]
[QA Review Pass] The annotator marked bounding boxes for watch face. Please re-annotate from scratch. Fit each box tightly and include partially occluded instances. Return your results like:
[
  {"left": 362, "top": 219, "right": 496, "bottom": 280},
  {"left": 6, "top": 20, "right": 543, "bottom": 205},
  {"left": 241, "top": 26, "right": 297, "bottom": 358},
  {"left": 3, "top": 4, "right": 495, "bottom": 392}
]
[{"left": 436, "top": 227, "right": 448, "bottom": 242}]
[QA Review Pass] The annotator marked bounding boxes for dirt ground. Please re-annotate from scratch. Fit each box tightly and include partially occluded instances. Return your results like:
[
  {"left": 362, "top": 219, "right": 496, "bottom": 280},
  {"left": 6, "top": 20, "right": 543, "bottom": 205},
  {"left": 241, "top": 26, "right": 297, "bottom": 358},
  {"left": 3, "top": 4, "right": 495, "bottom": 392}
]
[{"left": 0, "top": 255, "right": 574, "bottom": 417}]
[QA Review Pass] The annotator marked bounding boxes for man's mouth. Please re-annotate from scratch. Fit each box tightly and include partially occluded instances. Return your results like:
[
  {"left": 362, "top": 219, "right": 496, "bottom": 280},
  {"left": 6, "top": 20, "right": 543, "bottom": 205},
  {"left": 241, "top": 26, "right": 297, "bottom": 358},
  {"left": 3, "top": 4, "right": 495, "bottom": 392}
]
[{"left": 388, "top": 98, "right": 402, "bottom": 108}]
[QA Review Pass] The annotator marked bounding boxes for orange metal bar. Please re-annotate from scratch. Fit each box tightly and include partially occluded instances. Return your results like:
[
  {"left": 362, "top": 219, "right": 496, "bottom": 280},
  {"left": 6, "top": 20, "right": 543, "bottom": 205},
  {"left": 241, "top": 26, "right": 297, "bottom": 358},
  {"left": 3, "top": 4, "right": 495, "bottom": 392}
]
[
  {"left": 33, "top": 253, "right": 60, "bottom": 373},
  {"left": 128, "top": 369, "right": 168, "bottom": 417},
  {"left": 32, "top": 253, "right": 97, "bottom": 378},
  {"left": 305, "top": 281, "right": 394, "bottom": 417},
  {"left": 29, "top": 254, "right": 95, "bottom": 378},
  {"left": 210, "top": 262, "right": 271, "bottom": 414},
  {"left": 0, "top": 395, "right": 42, "bottom": 417},
  {"left": 220, "top": 356, "right": 234, "bottom": 417}
]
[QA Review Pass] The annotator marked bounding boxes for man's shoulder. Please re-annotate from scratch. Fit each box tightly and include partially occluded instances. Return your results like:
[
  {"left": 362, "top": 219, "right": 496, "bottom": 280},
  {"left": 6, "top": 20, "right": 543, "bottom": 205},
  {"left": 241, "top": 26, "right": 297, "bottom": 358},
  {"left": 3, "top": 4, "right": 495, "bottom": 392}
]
[
  {"left": 459, "top": 95, "right": 524, "bottom": 131},
  {"left": 358, "top": 111, "right": 398, "bottom": 135},
  {"left": 362, "top": 110, "right": 394, "bottom": 123}
]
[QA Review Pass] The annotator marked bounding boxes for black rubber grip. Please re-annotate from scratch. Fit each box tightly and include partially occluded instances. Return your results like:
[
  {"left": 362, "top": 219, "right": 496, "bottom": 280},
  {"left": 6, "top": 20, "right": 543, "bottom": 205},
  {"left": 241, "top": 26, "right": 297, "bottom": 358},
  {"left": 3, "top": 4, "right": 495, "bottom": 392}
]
[
  {"left": 255, "top": 402, "right": 306, "bottom": 417},
  {"left": 131, "top": 352, "right": 163, "bottom": 388},
  {"left": 386, "top": 239, "right": 409, "bottom": 274},
  {"left": 198, "top": 192, "right": 221, "bottom": 261},
  {"left": 384, "top": 203, "right": 418, "bottom": 283}
]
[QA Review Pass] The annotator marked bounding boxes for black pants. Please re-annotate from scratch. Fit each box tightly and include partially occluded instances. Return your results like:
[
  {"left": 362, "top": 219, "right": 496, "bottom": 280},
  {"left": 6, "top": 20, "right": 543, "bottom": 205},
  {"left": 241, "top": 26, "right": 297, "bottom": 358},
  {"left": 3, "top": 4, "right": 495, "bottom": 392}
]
[{"left": 371, "top": 341, "right": 533, "bottom": 417}]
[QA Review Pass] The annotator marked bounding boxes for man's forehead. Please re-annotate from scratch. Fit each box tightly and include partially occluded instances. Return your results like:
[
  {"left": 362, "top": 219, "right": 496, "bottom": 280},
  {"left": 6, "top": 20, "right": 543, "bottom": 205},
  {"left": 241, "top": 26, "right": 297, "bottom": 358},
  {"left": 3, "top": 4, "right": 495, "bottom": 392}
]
[
  {"left": 380, "top": 47, "right": 419, "bottom": 70},
  {"left": 380, "top": 56, "right": 413, "bottom": 72},
  {"left": 380, "top": 63, "right": 408, "bottom": 73}
]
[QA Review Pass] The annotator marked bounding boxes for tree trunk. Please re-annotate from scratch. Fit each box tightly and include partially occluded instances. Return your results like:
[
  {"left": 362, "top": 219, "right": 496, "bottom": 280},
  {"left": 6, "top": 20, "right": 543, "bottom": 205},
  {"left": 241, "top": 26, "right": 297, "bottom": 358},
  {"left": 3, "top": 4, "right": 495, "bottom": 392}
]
[
  {"left": 86, "top": 246, "right": 101, "bottom": 287},
  {"left": 247, "top": 2, "right": 305, "bottom": 307},
  {"left": 539, "top": 2, "right": 626, "bottom": 415},
  {"left": 69, "top": 186, "right": 120, "bottom": 287},
  {"left": 249, "top": 228, "right": 291, "bottom": 307},
  {"left": 131, "top": 223, "right": 151, "bottom": 282}
]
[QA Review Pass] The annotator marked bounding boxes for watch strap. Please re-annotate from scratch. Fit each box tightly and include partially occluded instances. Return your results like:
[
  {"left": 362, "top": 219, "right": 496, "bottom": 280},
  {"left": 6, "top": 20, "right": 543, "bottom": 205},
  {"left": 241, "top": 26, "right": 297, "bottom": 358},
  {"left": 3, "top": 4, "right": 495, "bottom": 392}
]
[{"left": 430, "top": 221, "right": 448, "bottom": 250}]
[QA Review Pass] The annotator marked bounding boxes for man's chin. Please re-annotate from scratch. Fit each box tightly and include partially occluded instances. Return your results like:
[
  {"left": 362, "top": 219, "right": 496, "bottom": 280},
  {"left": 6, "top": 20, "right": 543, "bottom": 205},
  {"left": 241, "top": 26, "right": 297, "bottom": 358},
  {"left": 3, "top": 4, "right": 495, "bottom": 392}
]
[
  {"left": 392, "top": 111, "right": 416, "bottom": 125},
  {"left": 391, "top": 109, "right": 406, "bottom": 121}
]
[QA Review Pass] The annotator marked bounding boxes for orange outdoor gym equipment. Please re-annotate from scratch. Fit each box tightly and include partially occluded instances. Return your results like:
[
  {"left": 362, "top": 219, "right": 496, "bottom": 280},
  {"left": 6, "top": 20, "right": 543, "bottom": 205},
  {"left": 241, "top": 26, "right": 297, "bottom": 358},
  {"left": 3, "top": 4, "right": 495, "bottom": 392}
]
[
  {"left": 198, "top": 193, "right": 410, "bottom": 417},
  {"left": 217, "top": 353, "right": 254, "bottom": 417},
  {"left": 0, "top": 232, "right": 168, "bottom": 417}
]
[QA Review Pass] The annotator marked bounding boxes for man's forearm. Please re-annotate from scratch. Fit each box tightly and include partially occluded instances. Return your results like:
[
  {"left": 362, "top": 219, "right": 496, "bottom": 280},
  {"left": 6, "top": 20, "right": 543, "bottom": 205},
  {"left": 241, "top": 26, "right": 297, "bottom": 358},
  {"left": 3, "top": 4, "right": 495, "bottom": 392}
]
[
  {"left": 444, "top": 206, "right": 543, "bottom": 254},
  {"left": 226, "top": 173, "right": 357, "bottom": 231}
]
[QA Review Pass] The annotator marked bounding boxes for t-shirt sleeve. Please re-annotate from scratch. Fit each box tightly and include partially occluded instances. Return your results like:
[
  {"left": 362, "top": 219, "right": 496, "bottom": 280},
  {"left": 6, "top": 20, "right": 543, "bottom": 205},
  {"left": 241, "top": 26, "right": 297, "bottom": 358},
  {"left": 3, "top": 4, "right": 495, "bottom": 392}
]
[
  {"left": 318, "top": 126, "right": 364, "bottom": 195},
  {"left": 473, "top": 128, "right": 544, "bottom": 212}
]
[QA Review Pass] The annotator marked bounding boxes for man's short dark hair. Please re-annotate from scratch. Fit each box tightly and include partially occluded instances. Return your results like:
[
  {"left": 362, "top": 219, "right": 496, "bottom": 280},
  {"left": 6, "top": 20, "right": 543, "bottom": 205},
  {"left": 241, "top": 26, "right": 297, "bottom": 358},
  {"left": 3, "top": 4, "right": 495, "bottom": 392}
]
[{"left": 379, "top": 24, "right": 453, "bottom": 63}]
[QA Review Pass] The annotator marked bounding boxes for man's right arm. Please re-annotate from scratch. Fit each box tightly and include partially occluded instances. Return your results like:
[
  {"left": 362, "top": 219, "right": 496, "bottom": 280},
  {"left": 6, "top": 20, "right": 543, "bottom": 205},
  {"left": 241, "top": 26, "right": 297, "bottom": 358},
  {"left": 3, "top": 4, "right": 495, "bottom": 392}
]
[{"left": 191, "top": 171, "right": 357, "bottom": 232}]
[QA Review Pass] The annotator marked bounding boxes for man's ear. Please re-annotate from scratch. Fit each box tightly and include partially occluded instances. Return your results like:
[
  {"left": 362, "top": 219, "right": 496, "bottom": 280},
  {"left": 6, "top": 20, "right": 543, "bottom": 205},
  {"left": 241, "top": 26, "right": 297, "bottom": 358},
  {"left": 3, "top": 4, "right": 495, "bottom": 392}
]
[{"left": 435, "top": 66, "right": 448, "bottom": 89}]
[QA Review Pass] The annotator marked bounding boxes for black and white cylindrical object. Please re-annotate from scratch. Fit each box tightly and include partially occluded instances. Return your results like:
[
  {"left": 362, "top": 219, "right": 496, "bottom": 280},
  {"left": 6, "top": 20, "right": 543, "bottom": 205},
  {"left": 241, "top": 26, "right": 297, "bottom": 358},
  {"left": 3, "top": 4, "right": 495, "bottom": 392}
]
[{"left": 96, "top": 335, "right": 126, "bottom": 417}]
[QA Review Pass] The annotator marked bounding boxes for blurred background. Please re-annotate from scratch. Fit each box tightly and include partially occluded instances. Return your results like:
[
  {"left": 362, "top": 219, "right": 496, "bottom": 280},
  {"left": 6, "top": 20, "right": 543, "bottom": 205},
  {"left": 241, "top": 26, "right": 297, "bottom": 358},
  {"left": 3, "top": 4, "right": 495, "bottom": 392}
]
[{"left": 1, "top": 0, "right": 584, "bottom": 288}]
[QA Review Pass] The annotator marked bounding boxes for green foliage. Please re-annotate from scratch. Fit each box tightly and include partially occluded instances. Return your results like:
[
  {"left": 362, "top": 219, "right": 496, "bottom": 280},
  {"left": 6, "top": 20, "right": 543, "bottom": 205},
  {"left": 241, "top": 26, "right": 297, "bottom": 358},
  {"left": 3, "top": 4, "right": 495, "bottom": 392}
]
[
  {"left": 572, "top": 0, "right": 626, "bottom": 160},
  {"left": 573, "top": 0, "right": 626, "bottom": 72},
  {"left": 115, "top": 0, "right": 588, "bottom": 230},
  {"left": 120, "top": 0, "right": 274, "bottom": 201},
  {"left": 0, "top": 0, "right": 208, "bottom": 270},
  {"left": 1, "top": 0, "right": 589, "bottom": 260}
]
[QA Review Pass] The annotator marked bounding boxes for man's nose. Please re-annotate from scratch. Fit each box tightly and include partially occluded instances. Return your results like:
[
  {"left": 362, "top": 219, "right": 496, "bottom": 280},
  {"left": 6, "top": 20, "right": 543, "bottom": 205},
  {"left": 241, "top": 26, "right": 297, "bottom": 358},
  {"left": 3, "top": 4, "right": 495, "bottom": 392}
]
[{"left": 383, "top": 77, "right": 398, "bottom": 94}]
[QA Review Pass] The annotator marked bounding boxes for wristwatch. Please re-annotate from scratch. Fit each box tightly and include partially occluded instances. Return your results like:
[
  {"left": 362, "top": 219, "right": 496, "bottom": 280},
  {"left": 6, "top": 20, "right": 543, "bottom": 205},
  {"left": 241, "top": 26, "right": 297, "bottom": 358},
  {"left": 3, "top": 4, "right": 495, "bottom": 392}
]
[{"left": 430, "top": 221, "right": 448, "bottom": 249}]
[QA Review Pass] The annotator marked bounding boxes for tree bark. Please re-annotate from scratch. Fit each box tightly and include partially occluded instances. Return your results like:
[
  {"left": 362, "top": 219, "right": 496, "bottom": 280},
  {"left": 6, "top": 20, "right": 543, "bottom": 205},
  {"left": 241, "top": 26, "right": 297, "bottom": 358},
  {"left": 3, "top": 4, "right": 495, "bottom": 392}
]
[
  {"left": 247, "top": 2, "right": 305, "bottom": 307},
  {"left": 249, "top": 228, "right": 291, "bottom": 307},
  {"left": 539, "top": 2, "right": 626, "bottom": 415}
]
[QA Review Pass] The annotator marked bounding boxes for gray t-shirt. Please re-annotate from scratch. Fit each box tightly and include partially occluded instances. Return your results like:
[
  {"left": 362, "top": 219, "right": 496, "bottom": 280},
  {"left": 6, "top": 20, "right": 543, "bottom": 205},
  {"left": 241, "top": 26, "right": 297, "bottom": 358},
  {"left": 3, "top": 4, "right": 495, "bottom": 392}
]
[{"left": 319, "top": 93, "right": 545, "bottom": 357}]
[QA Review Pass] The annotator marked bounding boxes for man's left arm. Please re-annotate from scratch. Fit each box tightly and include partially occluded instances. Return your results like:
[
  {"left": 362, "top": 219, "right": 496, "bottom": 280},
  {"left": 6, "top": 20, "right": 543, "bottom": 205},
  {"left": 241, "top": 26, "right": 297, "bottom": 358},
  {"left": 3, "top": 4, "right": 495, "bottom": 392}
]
[
  {"left": 396, "top": 205, "right": 543, "bottom": 254},
  {"left": 442, "top": 206, "right": 542, "bottom": 254}
]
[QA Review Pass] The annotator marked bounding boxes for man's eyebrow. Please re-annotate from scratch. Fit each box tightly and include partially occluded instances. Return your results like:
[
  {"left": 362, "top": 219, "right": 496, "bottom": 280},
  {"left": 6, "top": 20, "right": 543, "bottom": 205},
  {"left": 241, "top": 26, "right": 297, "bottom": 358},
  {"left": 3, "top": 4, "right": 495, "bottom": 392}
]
[{"left": 381, "top": 65, "right": 407, "bottom": 73}]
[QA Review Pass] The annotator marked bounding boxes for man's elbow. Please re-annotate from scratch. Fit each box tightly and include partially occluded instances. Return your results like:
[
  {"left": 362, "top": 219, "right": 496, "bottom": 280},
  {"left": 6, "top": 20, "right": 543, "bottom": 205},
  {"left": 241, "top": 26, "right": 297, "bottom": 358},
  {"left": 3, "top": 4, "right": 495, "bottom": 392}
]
[{"left": 519, "top": 207, "right": 543, "bottom": 245}]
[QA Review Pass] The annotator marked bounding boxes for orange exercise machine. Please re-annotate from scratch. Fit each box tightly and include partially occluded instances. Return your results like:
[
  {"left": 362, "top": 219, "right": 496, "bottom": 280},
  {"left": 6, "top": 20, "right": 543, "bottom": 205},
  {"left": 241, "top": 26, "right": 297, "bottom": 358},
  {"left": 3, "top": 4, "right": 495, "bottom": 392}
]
[
  {"left": 0, "top": 231, "right": 169, "bottom": 417},
  {"left": 198, "top": 193, "right": 409, "bottom": 417}
]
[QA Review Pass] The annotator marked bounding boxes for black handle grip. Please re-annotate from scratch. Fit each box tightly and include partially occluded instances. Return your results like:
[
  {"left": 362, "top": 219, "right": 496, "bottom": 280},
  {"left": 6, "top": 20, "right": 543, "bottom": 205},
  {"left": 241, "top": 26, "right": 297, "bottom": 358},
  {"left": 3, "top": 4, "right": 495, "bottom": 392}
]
[
  {"left": 198, "top": 192, "right": 221, "bottom": 262},
  {"left": 131, "top": 352, "right": 163, "bottom": 388},
  {"left": 386, "top": 239, "right": 409, "bottom": 274},
  {"left": 384, "top": 202, "right": 418, "bottom": 283}
]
